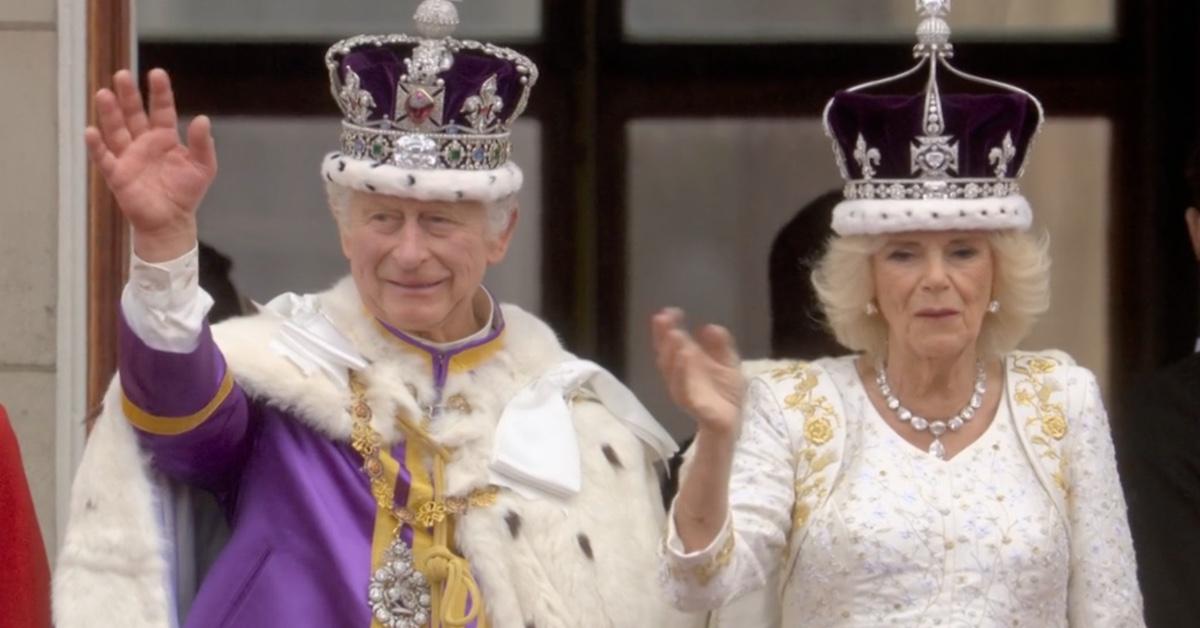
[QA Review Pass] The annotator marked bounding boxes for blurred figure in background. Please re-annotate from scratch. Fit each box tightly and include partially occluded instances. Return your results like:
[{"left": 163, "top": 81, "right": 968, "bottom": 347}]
[
  {"left": 1117, "top": 146, "right": 1200, "bottom": 628},
  {"left": 768, "top": 189, "right": 848, "bottom": 360}
]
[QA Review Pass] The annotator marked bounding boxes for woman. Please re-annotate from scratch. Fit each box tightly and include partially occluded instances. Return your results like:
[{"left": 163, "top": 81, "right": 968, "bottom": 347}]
[{"left": 654, "top": 5, "right": 1143, "bottom": 627}]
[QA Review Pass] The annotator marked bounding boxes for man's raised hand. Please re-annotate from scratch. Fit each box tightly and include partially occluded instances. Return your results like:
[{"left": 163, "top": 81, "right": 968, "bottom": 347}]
[{"left": 84, "top": 68, "right": 217, "bottom": 262}]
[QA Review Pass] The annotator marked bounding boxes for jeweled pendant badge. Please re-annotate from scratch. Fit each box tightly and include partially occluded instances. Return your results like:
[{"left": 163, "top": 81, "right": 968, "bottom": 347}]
[{"left": 368, "top": 538, "right": 432, "bottom": 628}]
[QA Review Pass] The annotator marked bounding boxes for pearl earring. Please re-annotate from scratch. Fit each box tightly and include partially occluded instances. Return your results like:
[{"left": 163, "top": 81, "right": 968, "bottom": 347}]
[
  {"left": 865, "top": 302, "right": 879, "bottom": 316},
  {"left": 987, "top": 300, "right": 1000, "bottom": 314}
]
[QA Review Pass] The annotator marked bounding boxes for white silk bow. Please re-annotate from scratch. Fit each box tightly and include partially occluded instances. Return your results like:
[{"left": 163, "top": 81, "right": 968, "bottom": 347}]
[
  {"left": 490, "top": 359, "right": 679, "bottom": 500},
  {"left": 261, "top": 292, "right": 368, "bottom": 389}
]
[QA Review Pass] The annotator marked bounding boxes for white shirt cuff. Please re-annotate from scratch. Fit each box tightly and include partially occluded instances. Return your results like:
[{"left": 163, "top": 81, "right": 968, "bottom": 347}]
[{"left": 120, "top": 245, "right": 215, "bottom": 353}]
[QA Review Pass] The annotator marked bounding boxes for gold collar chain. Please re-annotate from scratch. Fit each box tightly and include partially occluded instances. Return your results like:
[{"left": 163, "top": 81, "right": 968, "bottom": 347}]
[{"left": 347, "top": 372, "right": 498, "bottom": 532}]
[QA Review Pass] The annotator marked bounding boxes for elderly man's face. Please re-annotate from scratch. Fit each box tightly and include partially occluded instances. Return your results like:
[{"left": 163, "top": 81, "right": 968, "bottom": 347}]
[
  {"left": 339, "top": 191, "right": 515, "bottom": 342},
  {"left": 871, "top": 231, "right": 994, "bottom": 360}
]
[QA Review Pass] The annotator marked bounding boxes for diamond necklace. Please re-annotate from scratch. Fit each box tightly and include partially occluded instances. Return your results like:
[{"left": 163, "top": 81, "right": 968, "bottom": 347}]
[{"left": 874, "top": 359, "right": 986, "bottom": 460}]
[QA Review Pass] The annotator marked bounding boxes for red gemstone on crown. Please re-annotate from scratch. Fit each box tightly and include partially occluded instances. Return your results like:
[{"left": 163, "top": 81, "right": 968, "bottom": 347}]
[{"left": 406, "top": 90, "right": 436, "bottom": 125}]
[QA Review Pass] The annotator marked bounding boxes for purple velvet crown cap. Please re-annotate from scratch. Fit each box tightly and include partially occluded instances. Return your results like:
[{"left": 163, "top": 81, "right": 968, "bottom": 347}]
[
  {"left": 337, "top": 43, "right": 528, "bottom": 131},
  {"left": 827, "top": 91, "right": 1041, "bottom": 181},
  {"left": 821, "top": 0, "right": 1045, "bottom": 236}
]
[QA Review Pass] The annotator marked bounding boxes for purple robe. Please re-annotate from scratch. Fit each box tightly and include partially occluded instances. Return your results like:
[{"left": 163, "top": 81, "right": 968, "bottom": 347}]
[{"left": 119, "top": 310, "right": 502, "bottom": 627}]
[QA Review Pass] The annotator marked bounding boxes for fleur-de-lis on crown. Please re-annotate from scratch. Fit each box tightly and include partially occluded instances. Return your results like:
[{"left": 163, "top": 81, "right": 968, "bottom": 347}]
[
  {"left": 337, "top": 68, "right": 377, "bottom": 125},
  {"left": 988, "top": 132, "right": 1017, "bottom": 178},
  {"left": 462, "top": 75, "right": 504, "bottom": 132},
  {"left": 854, "top": 134, "right": 882, "bottom": 180}
]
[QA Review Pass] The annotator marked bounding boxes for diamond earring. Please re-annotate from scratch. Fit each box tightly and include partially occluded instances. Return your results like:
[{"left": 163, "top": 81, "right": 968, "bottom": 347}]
[
  {"left": 987, "top": 300, "right": 1000, "bottom": 314},
  {"left": 865, "top": 302, "right": 879, "bottom": 316}
]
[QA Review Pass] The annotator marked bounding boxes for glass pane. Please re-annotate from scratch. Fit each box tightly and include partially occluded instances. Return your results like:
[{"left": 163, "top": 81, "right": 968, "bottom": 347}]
[
  {"left": 625, "top": 0, "right": 1115, "bottom": 43},
  {"left": 137, "top": 0, "right": 540, "bottom": 42},
  {"left": 195, "top": 117, "right": 543, "bottom": 313},
  {"left": 1020, "top": 119, "right": 1112, "bottom": 384},
  {"left": 624, "top": 118, "right": 1111, "bottom": 439}
]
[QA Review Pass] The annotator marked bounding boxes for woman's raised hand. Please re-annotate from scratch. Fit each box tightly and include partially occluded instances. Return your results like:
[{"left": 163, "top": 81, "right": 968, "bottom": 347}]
[
  {"left": 651, "top": 308, "right": 747, "bottom": 439},
  {"left": 84, "top": 69, "right": 217, "bottom": 262}
]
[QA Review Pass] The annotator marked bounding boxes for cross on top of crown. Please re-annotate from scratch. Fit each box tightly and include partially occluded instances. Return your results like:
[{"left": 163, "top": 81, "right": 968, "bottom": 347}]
[{"left": 917, "top": 0, "right": 951, "bottom": 18}]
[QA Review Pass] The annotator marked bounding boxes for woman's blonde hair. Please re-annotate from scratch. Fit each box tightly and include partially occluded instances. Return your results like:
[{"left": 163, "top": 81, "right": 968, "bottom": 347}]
[{"left": 811, "top": 230, "right": 1051, "bottom": 358}]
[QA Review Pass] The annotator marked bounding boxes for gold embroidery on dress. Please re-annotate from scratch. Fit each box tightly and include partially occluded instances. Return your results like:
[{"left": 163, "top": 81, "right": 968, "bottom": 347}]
[
  {"left": 774, "top": 366, "right": 839, "bottom": 447},
  {"left": 1012, "top": 355, "right": 1070, "bottom": 495},
  {"left": 695, "top": 533, "right": 735, "bottom": 585},
  {"left": 667, "top": 533, "right": 735, "bottom": 586},
  {"left": 767, "top": 362, "right": 841, "bottom": 539}
]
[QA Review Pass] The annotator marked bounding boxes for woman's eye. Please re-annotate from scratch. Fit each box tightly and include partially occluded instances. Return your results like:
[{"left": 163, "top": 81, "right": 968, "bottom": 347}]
[
  {"left": 951, "top": 247, "right": 979, "bottom": 259},
  {"left": 887, "top": 250, "right": 914, "bottom": 261}
]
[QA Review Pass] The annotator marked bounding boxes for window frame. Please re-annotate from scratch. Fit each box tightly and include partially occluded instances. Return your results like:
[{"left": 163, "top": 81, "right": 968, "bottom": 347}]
[{"left": 87, "top": 0, "right": 1200, "bottom": 414}]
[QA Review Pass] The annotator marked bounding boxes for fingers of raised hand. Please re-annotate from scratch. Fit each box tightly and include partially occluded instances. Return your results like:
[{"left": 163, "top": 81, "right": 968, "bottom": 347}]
[
  {"left": 84, "top": 127, "right": 118, "bottom": 179},
  {"left": 664, "top": 335, "right": 716, "bottom": 411},
  {"left": 94, "top": 88, "right": 133, "bottom": 155},
  {"left": 186, "top": 115, "right": 218, "bottom": 172},
  {"left": 651, "top": 307, "right": 684, "bottom": 355},
  {"left": 113, "top": 70, "right": 150, "bottom": 138},
  {"left": 147, "top": 68, "right": 179, "bottom": 130},
  {"left": 665, "top": 343, "right": 699, "bottom": 410},
  {"left": 661, "top": 328, "right": 701, "bottom": 376},
  {"left": 697, "top": 324, "right": 740, "bottom": 368}
]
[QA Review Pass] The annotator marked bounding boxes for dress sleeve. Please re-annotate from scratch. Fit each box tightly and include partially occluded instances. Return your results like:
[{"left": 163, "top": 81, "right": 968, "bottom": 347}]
[
  {"left": 1065, "top": 368, "right": 1146, "bottom": 627},
  {"left": 118, "top": 247, "right": 255, "bottom": 492},
  {"left": 660, "top": 378, "right": 795, "bottom": 611}
]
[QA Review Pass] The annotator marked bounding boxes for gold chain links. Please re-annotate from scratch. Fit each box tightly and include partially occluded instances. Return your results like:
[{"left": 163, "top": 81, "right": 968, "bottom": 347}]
[{"left": 347, "top": 372, "right": 498, "bottom": 530}]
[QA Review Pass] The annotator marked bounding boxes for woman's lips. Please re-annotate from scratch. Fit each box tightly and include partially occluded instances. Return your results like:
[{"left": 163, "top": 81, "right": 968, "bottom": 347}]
[{"left": 916, "top": 308, "right": 958, "bottom": 318}]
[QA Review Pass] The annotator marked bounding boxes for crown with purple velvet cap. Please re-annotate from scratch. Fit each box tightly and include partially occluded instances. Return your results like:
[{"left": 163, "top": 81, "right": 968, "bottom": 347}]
[
  {"left": 321, "top": 0, "right": 538, "bottom": 203},
  {"left": 823, "top": 0, "right": 1045, "bottom": 236}
]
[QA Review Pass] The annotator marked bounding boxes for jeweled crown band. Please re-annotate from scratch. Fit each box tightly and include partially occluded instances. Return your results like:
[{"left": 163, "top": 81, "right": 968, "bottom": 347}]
[
  {"left": 844, "top": 178, "right": 1021, "bottom": 201},
  {"left": 340, "top": 122, "right": 511, "bottom": 171}
]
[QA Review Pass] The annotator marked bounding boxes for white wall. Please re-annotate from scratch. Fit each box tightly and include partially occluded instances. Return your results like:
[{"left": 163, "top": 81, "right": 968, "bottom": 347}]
[{"left": 0, "top": 0, "right": 62, "bottom": 556}]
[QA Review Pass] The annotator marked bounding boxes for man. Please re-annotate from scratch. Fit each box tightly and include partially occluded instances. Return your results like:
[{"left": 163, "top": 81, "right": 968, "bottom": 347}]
[
  {"left": 54, "top": 2, "right": 695, "bottom": 627},
  {"left": 1117, "top": 146, "right": 1200, "bottom": 628},
  {"left": 0, "top": 404, "right": 51, "bottom": 628}
]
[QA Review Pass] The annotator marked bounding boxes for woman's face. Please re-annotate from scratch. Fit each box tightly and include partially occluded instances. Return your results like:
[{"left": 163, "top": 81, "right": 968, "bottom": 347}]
[{"left": 871, "top": 230, "right": 994, "bottom": 360}]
